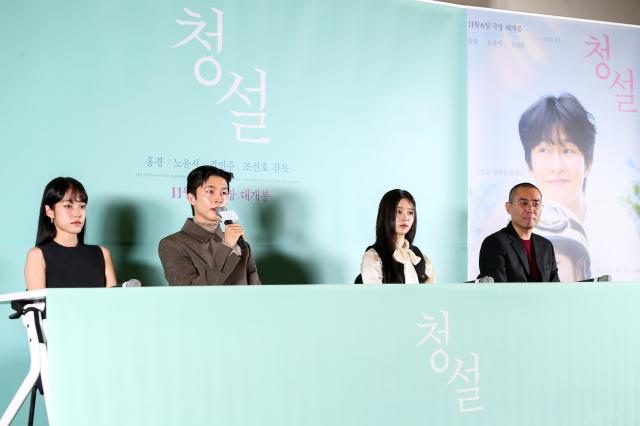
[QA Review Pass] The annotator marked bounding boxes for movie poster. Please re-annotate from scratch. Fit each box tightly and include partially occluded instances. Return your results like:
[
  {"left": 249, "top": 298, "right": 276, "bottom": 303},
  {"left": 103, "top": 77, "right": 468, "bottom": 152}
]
[{"left": 467, "top": 9, "right": 640, "bottom": 281}]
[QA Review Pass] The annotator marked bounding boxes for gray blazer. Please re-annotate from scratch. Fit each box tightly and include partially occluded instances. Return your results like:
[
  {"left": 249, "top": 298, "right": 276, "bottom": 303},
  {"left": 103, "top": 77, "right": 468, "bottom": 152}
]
[
  {"left": 158, "top": 219, "right": 261, "bottom": 285},
  {"left": 478, "top": 221, "right": 560, "bottom": 283}
]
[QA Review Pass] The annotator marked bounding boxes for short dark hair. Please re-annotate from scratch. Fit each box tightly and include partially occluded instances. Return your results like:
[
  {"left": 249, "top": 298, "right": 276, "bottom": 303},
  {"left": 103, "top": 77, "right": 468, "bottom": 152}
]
[
  {"left": 518, "top": 93, "right": 596, "bottom": 169},
  {"left": 36, "top": 177, "right": 88, "bottom": 246},
  {"left": 186, "top": 166, "right": 234, "bottom": 215},
  {"left": 508, "top": 182, "right": 541, "bottom": 204},
  {"left": 372, "top": 189, "right": 418, "bottom": 283}
]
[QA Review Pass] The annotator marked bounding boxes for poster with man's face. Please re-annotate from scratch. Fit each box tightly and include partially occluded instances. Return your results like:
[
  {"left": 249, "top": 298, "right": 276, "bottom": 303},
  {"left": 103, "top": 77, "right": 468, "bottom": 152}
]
[{"left": 466, "top": 9, "right": 640, "bottom": 281}]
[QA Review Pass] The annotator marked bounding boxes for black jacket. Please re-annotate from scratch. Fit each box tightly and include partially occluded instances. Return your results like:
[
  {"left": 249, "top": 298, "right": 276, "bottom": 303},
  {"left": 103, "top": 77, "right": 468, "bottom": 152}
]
[{"left": 478, "top": 222, "right": 560, "bottom": 283}]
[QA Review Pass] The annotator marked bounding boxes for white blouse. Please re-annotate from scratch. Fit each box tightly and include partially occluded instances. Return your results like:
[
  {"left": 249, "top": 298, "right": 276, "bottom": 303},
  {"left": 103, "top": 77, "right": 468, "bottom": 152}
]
[{"left": 360, "top": 241, "right": 434, "bottom": 284}]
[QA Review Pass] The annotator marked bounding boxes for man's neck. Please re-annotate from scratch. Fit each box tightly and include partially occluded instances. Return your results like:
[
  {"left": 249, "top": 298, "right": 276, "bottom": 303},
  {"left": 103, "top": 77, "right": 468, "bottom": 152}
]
[
  {"left": 566, "top": 196, "right": 587, "bottom": 222},
  {"left": 193, "top": 218, "right": 220, "bottom": 233},
  {"left": 511, "top": 223, "right": 533, "bottom": 240}
]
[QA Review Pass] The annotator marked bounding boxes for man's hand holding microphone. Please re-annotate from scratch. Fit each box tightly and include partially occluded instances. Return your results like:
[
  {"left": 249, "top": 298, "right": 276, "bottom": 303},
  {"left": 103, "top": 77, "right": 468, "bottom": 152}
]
[{"left": 217, "top": 207, "right": 247, "bottom": 249}]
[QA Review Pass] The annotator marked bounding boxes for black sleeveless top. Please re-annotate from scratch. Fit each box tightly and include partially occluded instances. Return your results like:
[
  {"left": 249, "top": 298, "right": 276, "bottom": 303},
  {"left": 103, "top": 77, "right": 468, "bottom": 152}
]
[{"left": 39, "top": 241, "right": 106, "bottom": 288}]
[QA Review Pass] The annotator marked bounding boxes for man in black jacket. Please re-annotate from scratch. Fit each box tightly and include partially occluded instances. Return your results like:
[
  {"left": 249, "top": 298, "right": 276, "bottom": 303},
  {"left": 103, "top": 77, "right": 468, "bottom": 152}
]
[{"left": 478, "top": 183, "right": 560, "bottom": 283}]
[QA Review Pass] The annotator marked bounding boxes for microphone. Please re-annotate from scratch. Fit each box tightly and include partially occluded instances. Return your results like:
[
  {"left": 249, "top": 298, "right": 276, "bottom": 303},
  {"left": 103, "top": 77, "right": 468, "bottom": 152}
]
[
  {"left": 216, "top": 207, "right": 247, "bottom": 249},
  {"left": 121, "top": 279, "right": 142, "bottom": 288}
]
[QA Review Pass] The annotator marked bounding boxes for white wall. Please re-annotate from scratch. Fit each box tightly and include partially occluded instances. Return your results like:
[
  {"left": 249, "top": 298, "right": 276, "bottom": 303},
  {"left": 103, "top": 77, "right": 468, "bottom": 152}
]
[{"left": 442, "top": 0, "right": 640, "bottom": 25}]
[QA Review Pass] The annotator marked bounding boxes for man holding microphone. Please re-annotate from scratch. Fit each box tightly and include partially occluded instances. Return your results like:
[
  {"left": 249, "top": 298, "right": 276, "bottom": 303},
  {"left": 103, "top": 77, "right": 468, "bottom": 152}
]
[{"left": 158, "top": 165, "right": 261, "bottom": 285}]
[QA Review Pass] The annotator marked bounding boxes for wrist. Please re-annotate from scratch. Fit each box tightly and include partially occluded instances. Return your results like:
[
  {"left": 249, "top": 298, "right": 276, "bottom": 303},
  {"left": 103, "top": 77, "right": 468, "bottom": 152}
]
[{"left": 222, "top": 240, "right": 236, "bottom": 249}]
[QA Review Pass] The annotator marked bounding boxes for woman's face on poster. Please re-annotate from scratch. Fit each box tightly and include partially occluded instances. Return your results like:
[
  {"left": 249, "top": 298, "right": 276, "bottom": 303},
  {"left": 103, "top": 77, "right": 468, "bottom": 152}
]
[
  {"left": 555, "top": 251, "right": 580, "bottom": 282},
  {"left": 529, "top": 126, "right": 591, "bottom": 206}
]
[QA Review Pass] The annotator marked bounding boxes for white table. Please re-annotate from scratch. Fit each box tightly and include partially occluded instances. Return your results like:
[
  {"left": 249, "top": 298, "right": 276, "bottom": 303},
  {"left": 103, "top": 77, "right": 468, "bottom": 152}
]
[{"left": 0, "top": 290, "right": 49, "bottom": 426}]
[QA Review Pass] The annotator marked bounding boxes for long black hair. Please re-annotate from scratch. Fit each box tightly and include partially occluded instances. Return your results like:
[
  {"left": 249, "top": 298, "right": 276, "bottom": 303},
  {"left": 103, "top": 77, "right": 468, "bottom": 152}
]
[
  {"left": 371, "top": 189, "right": 417, "bottom": 283},
  {"left": 36, "top": 177, "right": 88, "bottom": 246}
]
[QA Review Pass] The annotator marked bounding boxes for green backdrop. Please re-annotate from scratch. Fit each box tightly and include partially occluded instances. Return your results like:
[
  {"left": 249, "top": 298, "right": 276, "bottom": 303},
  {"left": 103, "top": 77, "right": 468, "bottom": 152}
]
[{"left": 1, "top": 0, "right": 466, "bottom": 423}]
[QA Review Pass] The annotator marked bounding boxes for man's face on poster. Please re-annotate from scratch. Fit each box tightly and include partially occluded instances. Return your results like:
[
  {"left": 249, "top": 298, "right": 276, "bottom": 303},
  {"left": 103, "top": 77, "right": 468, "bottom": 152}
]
[{"left": 529, "top": 126, "right": 591, "bottom": 206}]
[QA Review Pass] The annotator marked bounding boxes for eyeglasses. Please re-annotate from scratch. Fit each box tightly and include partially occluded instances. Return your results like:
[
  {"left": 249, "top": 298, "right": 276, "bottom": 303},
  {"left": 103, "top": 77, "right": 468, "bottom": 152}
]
[{"left": 512, "top": 199, "right": 543, "bottom": 210}]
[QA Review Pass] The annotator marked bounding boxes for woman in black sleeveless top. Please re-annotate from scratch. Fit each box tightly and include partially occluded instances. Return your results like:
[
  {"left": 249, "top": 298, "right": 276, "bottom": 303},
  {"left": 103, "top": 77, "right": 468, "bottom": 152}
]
[
  {"left": 25, "top": 177, "right": 117, "bottom": 289},
  {"left": 360, "top": 189, "right": 435, "bottom": 284}
]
